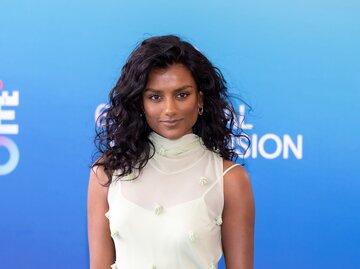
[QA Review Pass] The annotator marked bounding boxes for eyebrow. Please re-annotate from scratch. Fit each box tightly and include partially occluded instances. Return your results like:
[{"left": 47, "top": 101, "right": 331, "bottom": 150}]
[{"left": 144, "top": 85, "right": 193, "bottom": 93}]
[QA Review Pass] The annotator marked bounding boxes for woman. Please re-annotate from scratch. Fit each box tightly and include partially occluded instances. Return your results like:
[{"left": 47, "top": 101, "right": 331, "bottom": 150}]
[{"left": 88, "top": 35, "right": 255, "bottom": 269}]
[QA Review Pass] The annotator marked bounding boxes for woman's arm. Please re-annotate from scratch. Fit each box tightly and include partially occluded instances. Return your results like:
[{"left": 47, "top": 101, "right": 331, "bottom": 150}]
[
  {"left": 222, "top": 160, "right": 255, "bottom": 269},
  {"left": 87, "top": 164, "right": 115, "bottom": 269}
]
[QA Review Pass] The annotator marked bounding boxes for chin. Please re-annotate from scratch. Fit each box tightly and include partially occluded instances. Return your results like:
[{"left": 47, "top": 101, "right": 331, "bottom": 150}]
[{"left": 156, "top": 128, "right": 191, "bottom": 140}]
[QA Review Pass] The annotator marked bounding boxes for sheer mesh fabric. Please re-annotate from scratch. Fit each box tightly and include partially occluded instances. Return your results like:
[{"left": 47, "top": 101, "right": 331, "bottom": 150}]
[
  {"left": 113, "top": 132, "right": 224, "bottom": 222},
  {"left": 105, "top": 132, "right": 232, "bottom": 269}
]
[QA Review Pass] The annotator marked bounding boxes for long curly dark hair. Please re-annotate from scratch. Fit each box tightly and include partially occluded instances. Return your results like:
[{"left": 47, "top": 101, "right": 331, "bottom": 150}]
[{"left": 91, "top": 34, "right": 250, "bottom": 186}]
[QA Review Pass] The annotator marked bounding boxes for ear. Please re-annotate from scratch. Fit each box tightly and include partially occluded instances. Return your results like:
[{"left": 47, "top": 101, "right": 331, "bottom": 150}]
[{"left": 198, "top": 90, "right": 204, "bottom": 107}]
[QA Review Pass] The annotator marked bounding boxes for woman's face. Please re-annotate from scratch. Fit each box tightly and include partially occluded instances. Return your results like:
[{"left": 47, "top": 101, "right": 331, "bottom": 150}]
[{"left": 143, "top": 63, "right": 203, "bottom": 140}]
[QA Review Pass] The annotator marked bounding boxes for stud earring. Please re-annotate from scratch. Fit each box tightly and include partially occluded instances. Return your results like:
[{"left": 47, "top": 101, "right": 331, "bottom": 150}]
[{"left": 198, "top": 106, "right": 204, "bottom": 115}]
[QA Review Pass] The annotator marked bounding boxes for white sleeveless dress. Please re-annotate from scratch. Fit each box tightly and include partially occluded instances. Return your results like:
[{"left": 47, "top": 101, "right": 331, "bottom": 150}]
[{"left": 105, "top": 131, "right": 239, "bottom": 269}]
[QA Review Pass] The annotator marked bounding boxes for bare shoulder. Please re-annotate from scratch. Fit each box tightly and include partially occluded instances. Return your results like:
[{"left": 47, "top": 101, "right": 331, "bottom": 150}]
[
  {"left": 89, "top": 158, "right": 110, "bottom": 187},
  {"left": 88, "top": 159, "right": 111, "bottom": 206},
  {"left": 223, "top": 160, "right": 251, "bottom": 184},
  {"left": 222, "top": 159, "right": 253, "bottom": 204},
  {"left": 87, "top": 159, "right": 115, "bottom": 267},
  {"left": 221, "top": 162, "right": 255, "bottom": 268}
]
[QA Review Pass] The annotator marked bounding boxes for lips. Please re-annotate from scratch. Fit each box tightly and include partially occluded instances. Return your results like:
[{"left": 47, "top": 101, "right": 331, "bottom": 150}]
[{"left": 160, "top": 119, "right": 182, "bottom": 127}]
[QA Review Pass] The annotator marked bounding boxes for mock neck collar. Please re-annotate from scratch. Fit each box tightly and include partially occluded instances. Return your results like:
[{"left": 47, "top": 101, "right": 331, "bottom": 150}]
[{"left": 148, "top": 131, "right": 205, "bottom": 158}]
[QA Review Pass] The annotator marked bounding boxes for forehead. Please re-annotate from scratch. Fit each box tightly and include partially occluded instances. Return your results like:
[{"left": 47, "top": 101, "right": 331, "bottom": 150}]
[{"left": 146, "top": 64, "right": 196, "bottom": 89}]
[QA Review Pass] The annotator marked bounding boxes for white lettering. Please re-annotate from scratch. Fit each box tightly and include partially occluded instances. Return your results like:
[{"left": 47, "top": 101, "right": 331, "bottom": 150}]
[
  {"left": 283, "top": 134, "right": 303, "bottom": 159},
  {"left": 0, "top": 91, "right": 19, "bottom": 134}
]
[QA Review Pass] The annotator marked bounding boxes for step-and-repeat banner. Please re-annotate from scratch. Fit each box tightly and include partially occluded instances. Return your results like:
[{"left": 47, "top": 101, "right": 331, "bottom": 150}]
[{"left": 1, "top": 1, "right": 359, "bottom": 268}]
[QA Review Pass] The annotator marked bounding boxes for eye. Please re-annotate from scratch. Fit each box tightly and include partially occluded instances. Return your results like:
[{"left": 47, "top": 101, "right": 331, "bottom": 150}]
[
  {"left": 148, "top": 94, "right": 161, "bottom": 101},
  {"left": 177, "top": 92, "right": 190, "bottom": 99}
]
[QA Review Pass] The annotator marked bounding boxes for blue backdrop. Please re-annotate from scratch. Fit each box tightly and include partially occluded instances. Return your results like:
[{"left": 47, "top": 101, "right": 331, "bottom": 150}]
[{"left": 1, "top": 0, "right": 359, "bottom": 268}]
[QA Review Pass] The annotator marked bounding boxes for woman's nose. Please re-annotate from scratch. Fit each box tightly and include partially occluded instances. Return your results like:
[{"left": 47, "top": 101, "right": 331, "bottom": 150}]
[{"left": 164, "top": 97, "right": 176, "bottom": 116}]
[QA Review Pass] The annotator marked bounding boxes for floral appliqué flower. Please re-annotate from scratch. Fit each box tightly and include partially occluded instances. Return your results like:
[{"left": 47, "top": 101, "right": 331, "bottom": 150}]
[
  {"left": 215, "top": 215, "right": 223, "bottom": 225},
  {"left": 158, "top": 146, "right": 166, "bottom": 156},
  {"left": 199, "top": 177, "right": 208, "bottom": 185},
  {"left": 111, "top": 230, "right": 120, "bottom": 239},
  {"left": 123, "top": 173, "right": 136, "bottom": 181},
  {"left": 188, "top": 231, "right": 197, "bottom": 242},
  {"left": 154, "top": 203, "right": 163, "bottom": 215},
  {"left": 105, "top": 211, "right": 110, "bottom": 219},
  {"left": 213, "top": 147, "right": 220, "bottom": 154}
]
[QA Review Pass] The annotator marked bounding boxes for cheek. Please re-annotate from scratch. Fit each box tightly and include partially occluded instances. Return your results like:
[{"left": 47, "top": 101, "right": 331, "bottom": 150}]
[
  {"left": 185, "top": 98, "right": 198, "bottom": 113},
  {"left": 184, "top": 105, "right": 198, "bottom": 116},
  {"left": 143, "top": 102, "right": 162, "bottom": 128},
  {"left": 143, "top": 101, "right": 159, "bottom": 117},
  {"left": 181, "top": 101, "right": 199, "bottom": 120}
]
